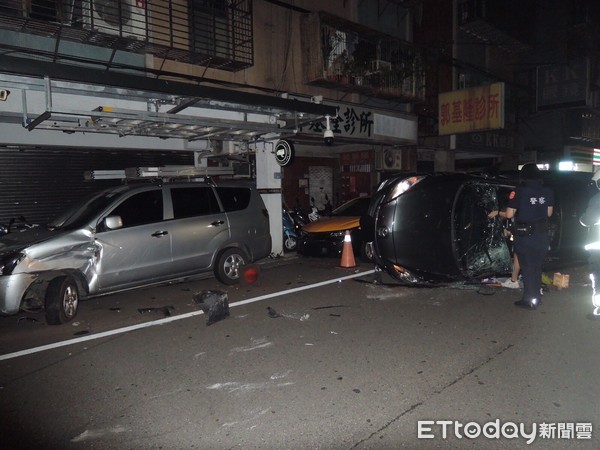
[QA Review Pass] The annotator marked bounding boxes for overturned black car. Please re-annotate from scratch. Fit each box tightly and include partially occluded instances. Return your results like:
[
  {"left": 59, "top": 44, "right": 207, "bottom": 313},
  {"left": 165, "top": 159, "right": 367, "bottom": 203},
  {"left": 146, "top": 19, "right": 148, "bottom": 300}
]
[{"left": 362, "top": 171, "right": 595, "bottom": 285}]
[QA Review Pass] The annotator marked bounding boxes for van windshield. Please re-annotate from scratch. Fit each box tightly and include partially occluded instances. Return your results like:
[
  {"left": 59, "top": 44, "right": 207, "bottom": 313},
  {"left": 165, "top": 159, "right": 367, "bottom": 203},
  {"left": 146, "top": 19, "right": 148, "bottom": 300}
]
[{"left": 48, "top": 191, "right": 124, "bottom": 230}]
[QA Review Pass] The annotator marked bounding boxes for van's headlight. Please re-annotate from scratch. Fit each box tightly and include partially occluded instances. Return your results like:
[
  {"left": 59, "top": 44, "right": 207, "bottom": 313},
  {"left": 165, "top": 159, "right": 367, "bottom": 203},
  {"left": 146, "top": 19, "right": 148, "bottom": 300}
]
[
  {"left": 0, "top": 252, "right": 25, "bottom": 276},
  {"left": 385, "top": 176, "right": 425, "bottom": 202}
]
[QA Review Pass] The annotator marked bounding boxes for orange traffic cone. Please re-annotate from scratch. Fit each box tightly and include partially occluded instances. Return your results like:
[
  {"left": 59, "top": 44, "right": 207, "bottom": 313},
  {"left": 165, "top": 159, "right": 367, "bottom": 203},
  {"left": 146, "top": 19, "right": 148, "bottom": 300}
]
[{"left": 340, "top": 230, "right": 357, "bottom": 268}]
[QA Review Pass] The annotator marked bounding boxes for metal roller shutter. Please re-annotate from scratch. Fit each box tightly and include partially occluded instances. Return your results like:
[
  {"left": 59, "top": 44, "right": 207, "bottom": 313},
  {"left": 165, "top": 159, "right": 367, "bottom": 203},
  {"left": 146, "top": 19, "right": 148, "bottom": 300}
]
[{"left": 0, "top": 148, "right": 193, "bottom": 226}]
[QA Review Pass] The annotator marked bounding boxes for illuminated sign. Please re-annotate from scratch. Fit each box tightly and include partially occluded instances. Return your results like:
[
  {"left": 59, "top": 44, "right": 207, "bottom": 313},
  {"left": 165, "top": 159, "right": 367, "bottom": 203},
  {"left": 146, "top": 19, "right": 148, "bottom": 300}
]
[{"left": 438, "top": 82, "right": 504, "bottom": 135}]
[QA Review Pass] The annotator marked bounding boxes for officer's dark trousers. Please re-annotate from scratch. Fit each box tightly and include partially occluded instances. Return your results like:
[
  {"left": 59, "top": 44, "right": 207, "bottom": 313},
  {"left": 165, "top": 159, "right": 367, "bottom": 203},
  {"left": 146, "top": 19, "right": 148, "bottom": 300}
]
[{"left": 514, "top": 231, "right": 549, "bottom": 303}]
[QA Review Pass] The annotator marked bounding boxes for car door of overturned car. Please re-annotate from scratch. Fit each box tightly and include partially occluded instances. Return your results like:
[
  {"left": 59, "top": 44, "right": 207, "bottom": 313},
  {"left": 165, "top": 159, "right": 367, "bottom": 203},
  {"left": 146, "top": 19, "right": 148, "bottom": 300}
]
[{"left": 453, "top": 181, "right": 513, "bottom": 280}]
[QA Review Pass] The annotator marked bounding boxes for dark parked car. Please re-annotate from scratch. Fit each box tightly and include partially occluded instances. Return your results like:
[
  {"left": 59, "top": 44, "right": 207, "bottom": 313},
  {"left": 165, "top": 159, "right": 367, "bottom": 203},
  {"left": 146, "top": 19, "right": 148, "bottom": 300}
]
[
  {"left": 298, "top": 196, "right": 371, "bottom": 258},
  {"left": 0, "top": 180, "right": 271, "bottom": 324},
  {"left": 362, "top": 171, "right": 594, "bottom": 285}
]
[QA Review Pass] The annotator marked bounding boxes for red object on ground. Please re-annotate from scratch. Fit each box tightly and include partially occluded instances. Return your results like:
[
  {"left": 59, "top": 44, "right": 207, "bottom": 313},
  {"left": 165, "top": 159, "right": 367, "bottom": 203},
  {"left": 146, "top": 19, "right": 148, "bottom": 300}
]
[{"left": 242, "top": 264, "right": 261, "bottom": 284}]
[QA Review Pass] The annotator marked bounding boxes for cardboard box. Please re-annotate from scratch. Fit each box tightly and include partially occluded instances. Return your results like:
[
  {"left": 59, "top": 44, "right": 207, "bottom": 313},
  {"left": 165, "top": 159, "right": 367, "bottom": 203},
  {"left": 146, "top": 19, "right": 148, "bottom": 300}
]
[{"left": 553, "top": 273, "right": 570, "bottom": 289}]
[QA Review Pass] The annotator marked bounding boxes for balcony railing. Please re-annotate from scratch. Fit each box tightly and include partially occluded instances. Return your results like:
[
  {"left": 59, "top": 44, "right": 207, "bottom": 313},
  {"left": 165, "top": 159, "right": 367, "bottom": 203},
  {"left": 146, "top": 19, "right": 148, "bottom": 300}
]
[
  {"left": 0, "top": 0, "right": 253, "bottom": 71},
  {"left": 458, "top": 0, "right": 530, "bottom": 53},
  {"left": 302, "top": 12, "right": 425, "bottom": 102}
]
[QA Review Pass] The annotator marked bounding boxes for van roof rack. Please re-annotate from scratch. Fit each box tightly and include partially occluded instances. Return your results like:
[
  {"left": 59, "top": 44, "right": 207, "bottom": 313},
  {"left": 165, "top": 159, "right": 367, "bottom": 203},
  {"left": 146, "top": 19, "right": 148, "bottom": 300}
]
[{"left": 84, "top": 165, "right": 233, "bottom": 182}]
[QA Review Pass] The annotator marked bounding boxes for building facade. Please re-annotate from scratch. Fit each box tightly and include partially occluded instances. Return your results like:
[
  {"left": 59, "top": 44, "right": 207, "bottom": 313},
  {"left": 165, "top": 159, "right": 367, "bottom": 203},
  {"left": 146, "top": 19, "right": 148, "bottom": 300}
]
[
  {"left": 2, "top": 0, "right": 598, "bottom": 253},
  {"left": 0, "top": 0, "right": 425, "bottom": 253}
]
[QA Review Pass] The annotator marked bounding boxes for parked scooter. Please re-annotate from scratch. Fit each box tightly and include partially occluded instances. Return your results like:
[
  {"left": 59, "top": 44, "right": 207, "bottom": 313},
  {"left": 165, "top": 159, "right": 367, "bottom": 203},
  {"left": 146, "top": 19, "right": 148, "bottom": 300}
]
[
  {"left": 286, "top": 198, "right": 316, "bottom": 226},
  {"left": 308, "top": 197, "right": 321, "bottom": 222},
  {"left": 290, "top": 205, "right": 311, "bottom": 225},
  {"left": 282, "top": 207, "right": 298, "bottom": 251},
  {"left": 321, "top": 194, "right": 333, "bottom": 216},
  {"left": 0, "top": 216, "right": 34, "bottom": 237}
]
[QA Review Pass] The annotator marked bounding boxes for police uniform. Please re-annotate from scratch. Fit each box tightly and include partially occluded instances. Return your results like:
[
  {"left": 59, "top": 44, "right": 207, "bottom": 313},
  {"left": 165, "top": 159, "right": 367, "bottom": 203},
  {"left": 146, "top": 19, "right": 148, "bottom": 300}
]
[
  {"left": 507, "top": 176, "right": 554, "bottom": 309},
  {"left": 580, "top": 188, "right": 600, "bottom": 314}
]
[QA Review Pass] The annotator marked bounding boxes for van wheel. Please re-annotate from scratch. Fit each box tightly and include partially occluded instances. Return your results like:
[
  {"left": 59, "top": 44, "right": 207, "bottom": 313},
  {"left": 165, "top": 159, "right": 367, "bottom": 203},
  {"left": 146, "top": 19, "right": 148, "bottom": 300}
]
[
  {"left": 215, "top": 249, "right": 247, "bottom": 285},
  {"left": 45, "top": 276, "right": 79, "bottom": 325}
]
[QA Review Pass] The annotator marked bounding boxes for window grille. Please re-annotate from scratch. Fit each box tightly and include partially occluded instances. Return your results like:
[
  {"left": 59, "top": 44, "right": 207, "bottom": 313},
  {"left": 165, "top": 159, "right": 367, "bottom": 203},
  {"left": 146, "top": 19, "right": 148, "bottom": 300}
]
[
  {"left": 302, "top": 12, "right": 425, "bottom": 101},
  {"left": 0, "top": 0, "right": 253, "bottom": 71}
]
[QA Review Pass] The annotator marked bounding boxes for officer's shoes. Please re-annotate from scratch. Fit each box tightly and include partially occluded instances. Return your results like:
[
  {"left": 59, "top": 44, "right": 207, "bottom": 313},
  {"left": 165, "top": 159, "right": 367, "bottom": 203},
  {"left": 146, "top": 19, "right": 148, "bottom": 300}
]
[
  {"left": 514, "top": 298, "right": 541, "bottom": 310},
  {"left": 501, "top": 279, "right": 520, "bottom": 289}
]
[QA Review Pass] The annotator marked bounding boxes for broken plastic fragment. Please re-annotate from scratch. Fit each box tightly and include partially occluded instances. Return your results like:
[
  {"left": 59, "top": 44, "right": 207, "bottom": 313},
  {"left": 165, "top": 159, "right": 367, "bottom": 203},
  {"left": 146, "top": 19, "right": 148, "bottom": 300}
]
[
  {"left": 137, "top": 306, "right": 175, "bottom": 317},
  {"left": 193, "top": 290, "right": 229, "bottom": 325},
  {"left": 267, "top": 306, "right": 282, "bottom": 318},
  {"left": 17, "top": 316, "right": 39, "bottom": 324}
]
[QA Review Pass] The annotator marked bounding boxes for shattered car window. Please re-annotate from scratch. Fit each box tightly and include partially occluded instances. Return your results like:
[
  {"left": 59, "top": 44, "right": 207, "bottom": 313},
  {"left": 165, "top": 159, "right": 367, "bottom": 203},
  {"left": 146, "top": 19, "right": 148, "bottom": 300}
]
[{"left": 453, "top": 182, "right": 512, "bottom": 278}]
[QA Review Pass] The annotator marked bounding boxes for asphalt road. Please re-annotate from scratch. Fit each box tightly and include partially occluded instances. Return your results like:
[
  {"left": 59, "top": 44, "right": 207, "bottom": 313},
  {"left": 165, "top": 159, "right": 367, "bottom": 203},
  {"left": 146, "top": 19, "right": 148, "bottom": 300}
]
[{"left": 0, "top": 256, "right": 599, "bottom": 449}]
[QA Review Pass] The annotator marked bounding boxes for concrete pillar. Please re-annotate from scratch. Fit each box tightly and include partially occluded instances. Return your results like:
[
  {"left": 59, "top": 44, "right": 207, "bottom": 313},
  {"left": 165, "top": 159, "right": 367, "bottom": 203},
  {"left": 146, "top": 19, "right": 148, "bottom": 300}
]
[
  {"left": 255, "top": 139, "right": 283, "bottom": 256},
  {"left": 434, "top": 148, "right": 455, "bottom": 172}
]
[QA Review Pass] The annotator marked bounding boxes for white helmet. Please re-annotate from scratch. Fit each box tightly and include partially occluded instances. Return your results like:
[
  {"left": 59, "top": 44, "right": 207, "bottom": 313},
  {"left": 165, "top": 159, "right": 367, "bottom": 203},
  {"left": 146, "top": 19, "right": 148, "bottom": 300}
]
[{"left": 593, "top": 170, "right": 600, "bottom": 190}]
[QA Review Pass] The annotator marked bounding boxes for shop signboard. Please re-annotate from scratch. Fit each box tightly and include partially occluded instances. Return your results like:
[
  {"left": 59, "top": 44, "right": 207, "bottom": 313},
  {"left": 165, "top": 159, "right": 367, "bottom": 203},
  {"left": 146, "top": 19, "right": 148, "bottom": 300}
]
[{"left": 438, "top": 82, "right": 504, "bottom": 135}]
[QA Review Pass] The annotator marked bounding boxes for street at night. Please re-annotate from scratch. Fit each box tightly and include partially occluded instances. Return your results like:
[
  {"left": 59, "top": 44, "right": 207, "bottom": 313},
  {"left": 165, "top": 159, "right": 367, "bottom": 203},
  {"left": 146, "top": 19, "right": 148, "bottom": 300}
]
[{"left": 1, "top": 256, "right": 598, "bottom": 449}]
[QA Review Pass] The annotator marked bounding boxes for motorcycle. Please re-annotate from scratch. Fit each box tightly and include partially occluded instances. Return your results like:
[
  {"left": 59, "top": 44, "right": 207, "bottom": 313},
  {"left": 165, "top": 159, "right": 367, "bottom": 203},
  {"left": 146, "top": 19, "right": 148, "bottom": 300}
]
[
  {"left": 308, "top": 197, "right": 321, "bottom": 222},
  {"left": 0, "top": 216, "right": 34, "bottom": 237},
  {"left": 290, "top": 205, "right": 311, "bottom": 225},
  {"left": 286, "top": 199, "right": 315, "bottom": 227},
  {"left": 282, "top": 207, "right": 298, "bottom": 251}
]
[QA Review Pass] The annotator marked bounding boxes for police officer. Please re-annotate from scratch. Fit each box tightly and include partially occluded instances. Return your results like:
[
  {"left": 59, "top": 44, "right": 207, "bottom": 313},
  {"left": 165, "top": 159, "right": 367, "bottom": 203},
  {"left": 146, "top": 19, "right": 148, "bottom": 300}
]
[
  {"left": 579, "top": 171, "right": 600, "bottom": 315},
  {"left": 505, "top": 163, "right": 554, "bottom": 309}
]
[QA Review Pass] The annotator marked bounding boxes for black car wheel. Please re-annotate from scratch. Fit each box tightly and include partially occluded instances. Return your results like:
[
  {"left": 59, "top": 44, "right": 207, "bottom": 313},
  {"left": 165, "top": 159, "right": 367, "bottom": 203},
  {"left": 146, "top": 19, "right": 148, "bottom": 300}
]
[
  {"left": 215, "top": 248, "right": 247, "bottom": 285},
  {"left": 45, "top": 276, "right": 79, "bottom": 325},
  {"left": 362, "top": 241, "right": 374, "bottom": 261}
]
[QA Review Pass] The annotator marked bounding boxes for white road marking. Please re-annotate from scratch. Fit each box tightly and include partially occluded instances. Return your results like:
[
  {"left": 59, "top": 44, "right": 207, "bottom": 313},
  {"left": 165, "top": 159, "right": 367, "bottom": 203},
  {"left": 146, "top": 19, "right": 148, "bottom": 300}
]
[
  {"left": 270, "top": 370, "right": 292, "bottom": 380},
  {"left": 206, "top": 381, "right": 294, "bottom": 394},
  {"left": 71, "top": 426, "right": 127, "bottom": 442},
  {"left": 229, "top": 337, "right": 273, "bottom": 354},
  {"left": 0, "top": 269, "right": 374, "bottom": 361}
]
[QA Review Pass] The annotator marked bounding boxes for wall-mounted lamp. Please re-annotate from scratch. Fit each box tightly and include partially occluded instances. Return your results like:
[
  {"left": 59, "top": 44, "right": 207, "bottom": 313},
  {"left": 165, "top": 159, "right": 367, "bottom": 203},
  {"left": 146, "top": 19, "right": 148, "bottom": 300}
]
[
  {"left": 323, "top": 114, "right": 334, "bottom": 146},
  {"left": 0, "top": 89, "right": 10, "bottom": 102}
]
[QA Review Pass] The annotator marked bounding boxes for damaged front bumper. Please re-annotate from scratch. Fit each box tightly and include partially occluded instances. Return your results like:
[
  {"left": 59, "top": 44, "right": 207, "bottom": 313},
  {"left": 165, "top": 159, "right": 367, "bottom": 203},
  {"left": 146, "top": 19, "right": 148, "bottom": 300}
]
[{"left": 0, "top": 273, "right": 38, "bottom": 315}]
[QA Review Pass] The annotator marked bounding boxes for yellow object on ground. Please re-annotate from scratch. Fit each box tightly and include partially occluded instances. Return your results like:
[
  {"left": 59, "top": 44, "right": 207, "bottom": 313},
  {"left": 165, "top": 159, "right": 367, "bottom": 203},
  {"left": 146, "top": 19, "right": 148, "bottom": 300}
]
[
  {"left": 552, "top": 272, "right": 570, "bottom": 289},
  {"left": 541, "top": 273, "right": 554, "bottom": 286}
]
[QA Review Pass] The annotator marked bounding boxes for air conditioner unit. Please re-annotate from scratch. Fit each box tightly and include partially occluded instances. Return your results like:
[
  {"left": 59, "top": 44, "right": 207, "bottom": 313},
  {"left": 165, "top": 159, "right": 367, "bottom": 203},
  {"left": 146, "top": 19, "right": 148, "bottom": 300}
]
[
  {"left": 82, "top": 0, "right": 147, "bottom": 39},
  {"left": 370, "top": 59, "right": 392, "bottom": 72},
  {"left": 375, "top": 148, "right": 403, "bottom": 171}
]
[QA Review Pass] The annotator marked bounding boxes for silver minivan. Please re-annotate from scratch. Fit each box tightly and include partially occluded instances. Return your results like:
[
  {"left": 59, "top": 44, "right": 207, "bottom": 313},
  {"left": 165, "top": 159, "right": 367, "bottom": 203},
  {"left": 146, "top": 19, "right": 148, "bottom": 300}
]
[{"left": 0, "top": 180, "right": 271, "bottom": 324}]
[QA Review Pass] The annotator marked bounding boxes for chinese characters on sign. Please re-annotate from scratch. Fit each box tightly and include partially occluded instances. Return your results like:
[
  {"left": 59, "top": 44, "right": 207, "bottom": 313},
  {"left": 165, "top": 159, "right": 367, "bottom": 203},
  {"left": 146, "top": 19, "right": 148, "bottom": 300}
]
[
  {"left": 537, "top": 59, "right": 587, "bottom": 110},
  {"left": 302, "top": 105, "right": 374, "bottom": 139},
  {"left": 299, "top": 104, "right": 416, "bottom": 143},
  {"left": 455, "top": 131, "right": 519, "bottom": 155},
  {"left": 438, "top": 82, "right": 505, "bottom": 135}
]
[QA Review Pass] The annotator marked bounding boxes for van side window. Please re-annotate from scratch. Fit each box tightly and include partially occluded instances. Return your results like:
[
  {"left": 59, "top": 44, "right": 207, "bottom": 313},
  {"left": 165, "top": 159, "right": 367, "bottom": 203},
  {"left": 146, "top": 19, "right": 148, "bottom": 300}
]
[
  {"left": 216, "top": 187, "right": 251, "bottom": 212},
  {"left": 110, "top": 190, "right": 163, "bottom": 228},
  {"left": 171, "top": 187, "right": 221, "bottom": 218}
]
